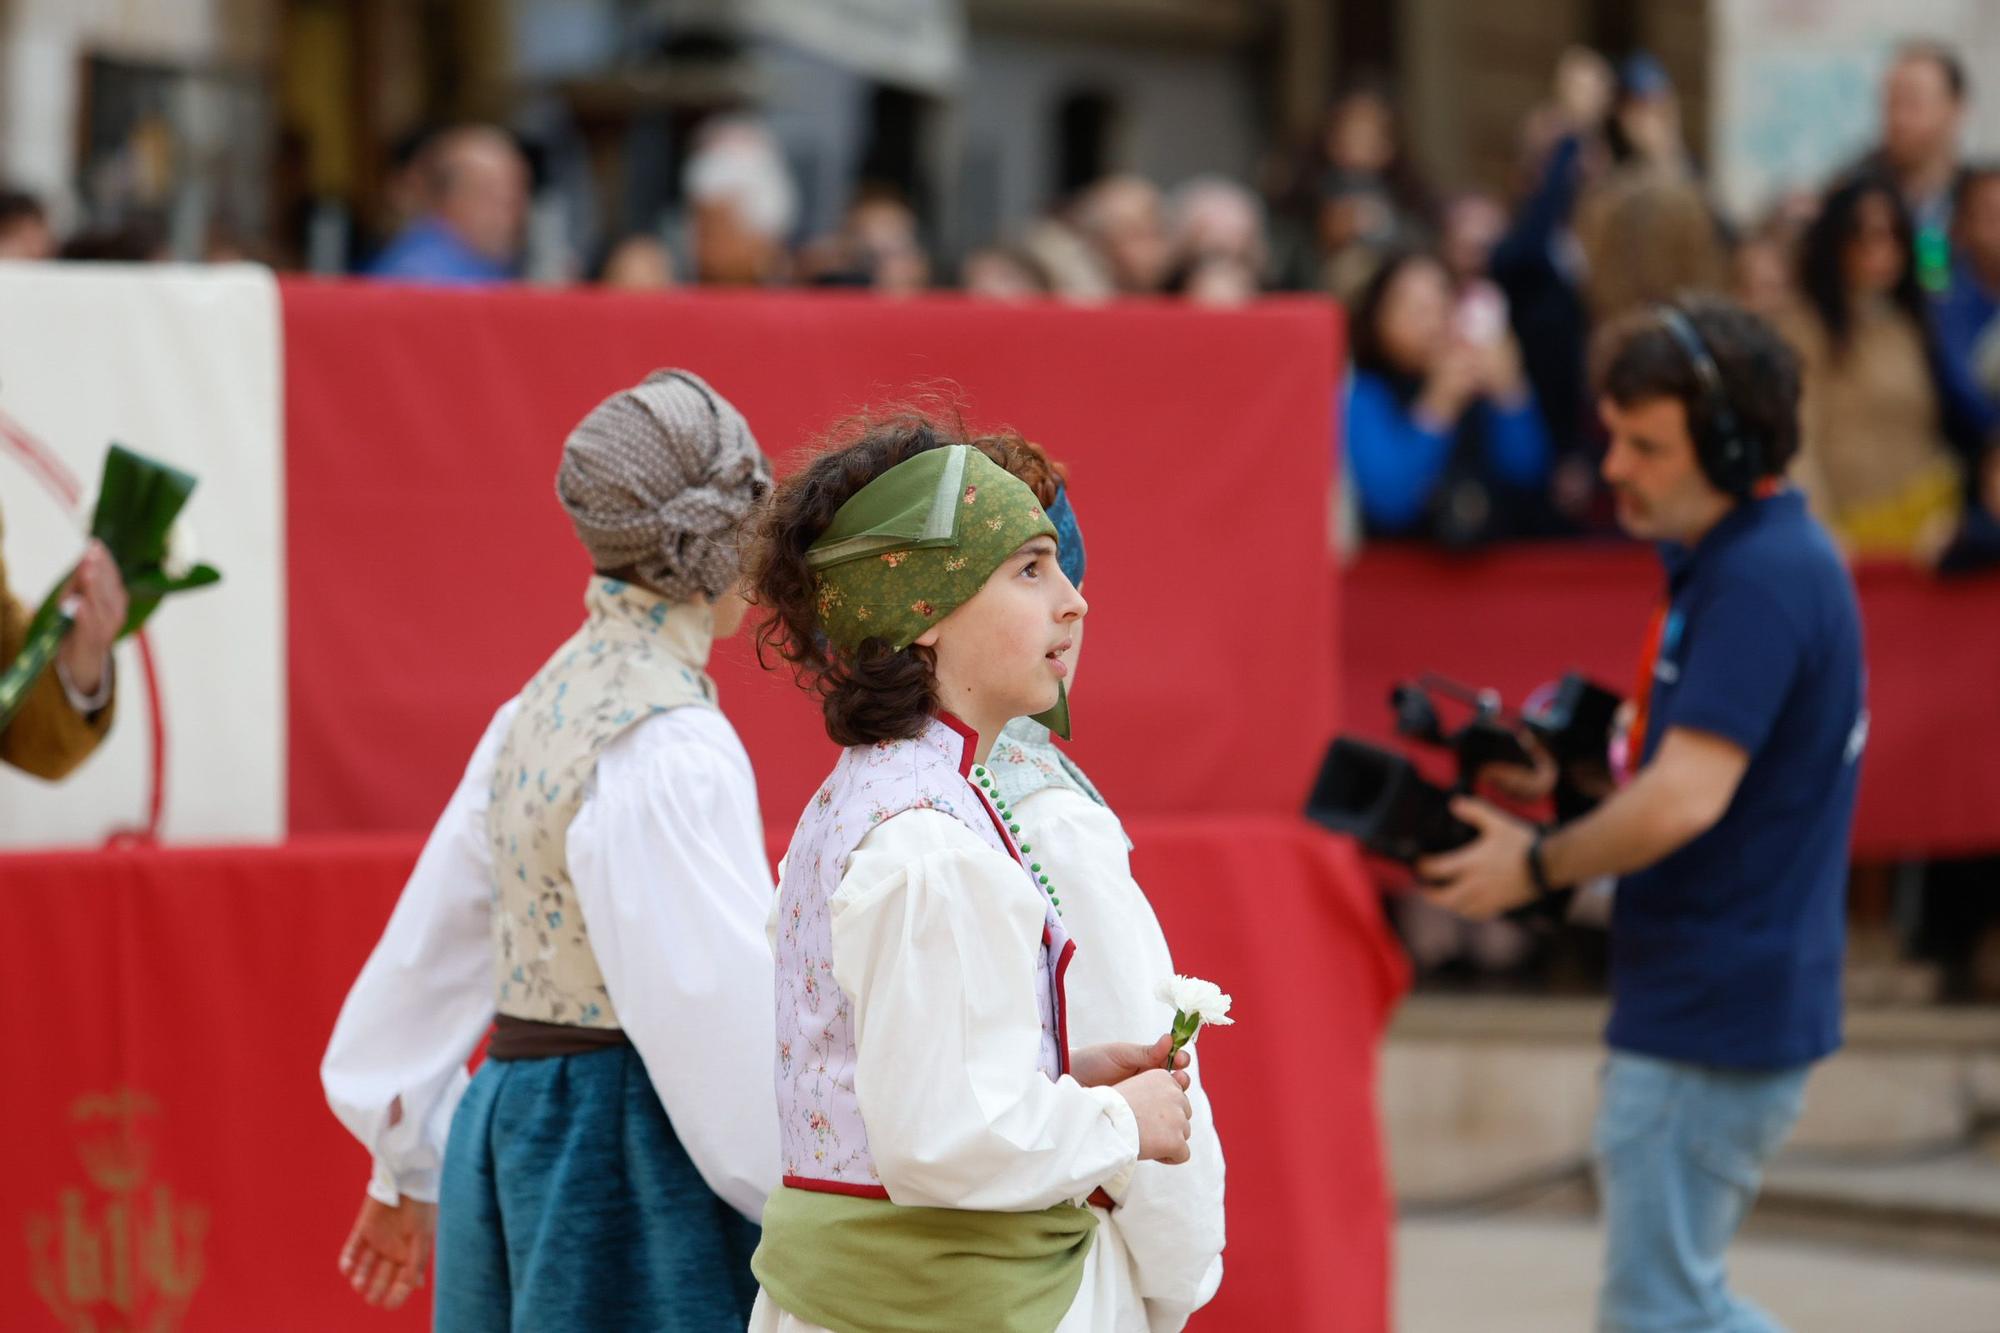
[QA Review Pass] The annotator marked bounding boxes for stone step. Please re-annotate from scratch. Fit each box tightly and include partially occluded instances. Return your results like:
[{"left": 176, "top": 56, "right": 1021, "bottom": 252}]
[
  {"left": 1396, "top": 1217, "right": 2000, "bottom": 1332},
  {"left": 1754, "top": 1150, "right": 2000, "bottom": 1265},
  {"left": 1383, "top": 996, "right": 2000, "bottom": 1258},
  {"left": 1388, "top": 994, "right": 2000, "bottom": 1050}
]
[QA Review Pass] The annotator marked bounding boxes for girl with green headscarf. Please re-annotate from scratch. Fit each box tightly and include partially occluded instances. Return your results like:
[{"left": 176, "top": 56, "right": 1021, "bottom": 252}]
[{"left": 745, "top": 414, "right": 1195, "bottom": 1333}]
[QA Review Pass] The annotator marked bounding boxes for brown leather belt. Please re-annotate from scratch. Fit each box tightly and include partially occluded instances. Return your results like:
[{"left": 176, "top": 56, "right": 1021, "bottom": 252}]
[{"left": 488, "top": 1014, "right": 631, "bottom": 1061}]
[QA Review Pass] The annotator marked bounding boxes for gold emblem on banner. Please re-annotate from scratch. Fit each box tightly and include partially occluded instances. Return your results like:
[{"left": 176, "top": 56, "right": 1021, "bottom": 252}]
[{"left": 24, "top": 1088, "right": 208, "bottom": 1331}]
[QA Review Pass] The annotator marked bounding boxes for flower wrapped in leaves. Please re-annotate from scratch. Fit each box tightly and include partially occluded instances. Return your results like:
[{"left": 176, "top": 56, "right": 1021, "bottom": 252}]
[{"left": 0, "top": 444, "right": 221, "bottom": 728}]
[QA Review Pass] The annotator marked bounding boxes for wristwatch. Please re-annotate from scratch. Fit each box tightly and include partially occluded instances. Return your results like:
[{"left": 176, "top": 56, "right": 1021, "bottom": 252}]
[{"left": 1525, "top": 831, "right": 1559, "bottom": 899}]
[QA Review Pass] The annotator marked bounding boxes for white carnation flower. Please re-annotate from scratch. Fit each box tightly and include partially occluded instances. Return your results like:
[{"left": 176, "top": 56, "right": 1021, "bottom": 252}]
[
  {"left": 1157, "top": 974, "right": 1234, "bottom": 1026},
  {"left": 164, "top": 520, "right": 196, "bottom": 581}
]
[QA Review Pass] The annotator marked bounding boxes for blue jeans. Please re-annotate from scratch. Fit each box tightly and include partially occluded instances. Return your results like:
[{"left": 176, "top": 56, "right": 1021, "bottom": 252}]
[{"left": 1592, "top": 1051, "right": 1810, "bottom": 1333}]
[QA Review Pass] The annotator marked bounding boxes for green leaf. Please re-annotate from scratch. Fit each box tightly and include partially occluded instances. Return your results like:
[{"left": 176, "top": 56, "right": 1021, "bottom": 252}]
[
  {"left": 0, "top": 608, "right": 73, "bottom": 729},
  {"left": 23, "top": 447, "right": 222, "bottom": 648},
  {"left": 92, "top": 444, "right": 199, "bottom": 578},
  {"left": 125, "top": 564, "right": 222, "bottom": 599}
]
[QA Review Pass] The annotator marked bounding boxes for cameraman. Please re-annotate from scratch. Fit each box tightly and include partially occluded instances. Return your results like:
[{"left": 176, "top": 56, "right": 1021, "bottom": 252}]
[{"left": 1419, "top": 296, "right": 1865, "bottom": 1333}]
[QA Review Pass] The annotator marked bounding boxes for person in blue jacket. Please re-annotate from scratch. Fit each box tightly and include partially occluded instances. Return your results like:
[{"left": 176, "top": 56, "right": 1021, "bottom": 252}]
[{"left": 1345, "top": 248, "right": 1554, "bottom": 545}]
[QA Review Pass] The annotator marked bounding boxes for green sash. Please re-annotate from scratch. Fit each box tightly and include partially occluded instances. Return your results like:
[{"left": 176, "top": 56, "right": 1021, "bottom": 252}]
[{"left": 752, "top": 1186, "right": 1098, "bottom": 1333}]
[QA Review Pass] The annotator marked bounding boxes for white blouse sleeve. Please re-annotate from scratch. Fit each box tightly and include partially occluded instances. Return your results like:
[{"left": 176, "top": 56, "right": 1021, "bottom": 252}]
[
  {"left": 320, "top": 700, "right": 517, "bottom": 1206},
  {"left": 830, "top": 809, "right": 1140, "bottom": 1212},
  {"left": 566, "top": 706, "right": 782, "bottom": 1224},
  {"left": 1017, "top": 787, "right": 1228, "bottom": 1328}
]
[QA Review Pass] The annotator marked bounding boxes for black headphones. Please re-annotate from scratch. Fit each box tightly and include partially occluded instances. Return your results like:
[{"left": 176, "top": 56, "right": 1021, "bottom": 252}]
[{"left": 1654, "top": 304, "right": 1764, "bottom": 498}]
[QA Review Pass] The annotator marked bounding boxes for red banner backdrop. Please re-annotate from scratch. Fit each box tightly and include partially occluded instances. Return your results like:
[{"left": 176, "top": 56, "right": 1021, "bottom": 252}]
[
  {"left": 1342, "top": 543, "right": 2000, "bottom": 859},
  {"left": 0, "top": 820, "right": 1406, "bottom": 1333},
  {"left": 281, "top": 283, "right": 1343, "bottom": 840},
  {"left": 0, "top": 285, "right": 1405, "bottom": 1332}
]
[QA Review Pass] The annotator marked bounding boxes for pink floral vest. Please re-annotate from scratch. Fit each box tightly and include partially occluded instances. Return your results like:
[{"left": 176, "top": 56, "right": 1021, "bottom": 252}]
[{"left": 773, "top": 713, "right": 1074, "bottom": 1198}]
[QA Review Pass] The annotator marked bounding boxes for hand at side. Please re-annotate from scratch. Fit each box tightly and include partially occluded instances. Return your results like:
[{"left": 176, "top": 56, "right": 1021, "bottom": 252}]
[{"left": 338, "top": 1194, "right": 437, "bottom": 1309}]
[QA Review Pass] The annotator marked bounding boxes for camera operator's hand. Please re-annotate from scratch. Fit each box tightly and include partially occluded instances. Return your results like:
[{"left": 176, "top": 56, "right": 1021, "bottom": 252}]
[
  {"left": 1417, "top": 797, "right": 1540, "bottom": 921},
  {"left": 1476, "top": 733, "right": 1558, "bottom": 805}
]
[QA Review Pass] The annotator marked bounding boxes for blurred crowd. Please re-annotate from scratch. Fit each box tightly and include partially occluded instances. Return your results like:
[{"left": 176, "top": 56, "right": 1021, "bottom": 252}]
[
  {"left": 1331, "top": 42, "right": 2000, "bottom": 567},
  {"left": 5, "top": 41, "right": 2000, "bottom": 567},
  {"left": 0, "top": 114, "right": 1267, "bottom": 303}
]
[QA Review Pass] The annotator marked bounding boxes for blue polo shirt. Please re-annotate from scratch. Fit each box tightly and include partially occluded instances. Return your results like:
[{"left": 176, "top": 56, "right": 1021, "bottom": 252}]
[
  {"left": 365, "top": 218, "right": 515, "bottom": 285},
  {"left": 1607, "top": 490, "right": 1866, "bottom": 1071}
]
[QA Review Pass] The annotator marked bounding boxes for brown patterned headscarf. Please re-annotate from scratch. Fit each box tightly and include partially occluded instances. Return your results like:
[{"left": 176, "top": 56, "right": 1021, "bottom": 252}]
[{"left": 555, "top": 369, "right": 772, "bottom": 602}]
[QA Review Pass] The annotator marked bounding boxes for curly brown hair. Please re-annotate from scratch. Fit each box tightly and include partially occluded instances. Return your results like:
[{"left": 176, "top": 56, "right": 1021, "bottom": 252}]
[
  {"left": 1591, "top": 295, "right": 1802, "bottom": 480},
  {"left": 747, "top": 408, "right": 1068, "bottom": 747}
]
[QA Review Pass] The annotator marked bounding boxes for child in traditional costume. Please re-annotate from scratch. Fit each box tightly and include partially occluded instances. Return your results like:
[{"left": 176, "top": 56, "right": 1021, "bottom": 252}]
[
  {"left": 743, "top": 416, "right": 1195, "bottom": 1333},
  {"left": 320, "top": 370, "right": 781, "bottom": 1331},
  {"left": 986, "top": 454, "right": 1227, "bottom": 1331}
]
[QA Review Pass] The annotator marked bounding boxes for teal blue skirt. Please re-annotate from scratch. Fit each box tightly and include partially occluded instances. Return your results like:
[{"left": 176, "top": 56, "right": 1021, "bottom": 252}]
[{"left": 435, "top": 1044, "right": 760, "bottom": 1332}]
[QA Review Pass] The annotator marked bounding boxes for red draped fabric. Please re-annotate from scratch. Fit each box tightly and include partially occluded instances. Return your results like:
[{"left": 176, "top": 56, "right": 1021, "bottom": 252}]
[
  {"left": 6, "top": 286, "right": 1403, "bottom": 1332},
  {"left": 1342, "top": 543, "right": 2000, "bottom": 858},
  {"left": 0, "top": 820, "right": 1405, "bottom": 1332},
  {"left": 280, "top": 283, "right": 1342, "bottom": 840}
]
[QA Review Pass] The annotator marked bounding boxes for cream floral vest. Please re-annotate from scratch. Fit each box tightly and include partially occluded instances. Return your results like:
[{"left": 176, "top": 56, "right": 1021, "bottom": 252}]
[{"left": 487, "top": 578, "right": 716, "bottom": 1027}]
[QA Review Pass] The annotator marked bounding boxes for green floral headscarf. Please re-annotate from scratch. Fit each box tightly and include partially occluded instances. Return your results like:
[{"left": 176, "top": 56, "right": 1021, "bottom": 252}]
[{"left": 807, "top": 445, "right": 1071, "bottom": 736}]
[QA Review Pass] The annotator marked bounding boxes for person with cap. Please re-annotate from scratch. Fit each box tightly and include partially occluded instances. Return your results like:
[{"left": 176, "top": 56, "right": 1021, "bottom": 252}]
[
  {"left": 742, "top": 414, "right": 1194, "bottom": 1333},
  {"left": 983, "top": 444, "right": 1227, "bottom": 1330},
  {"left": 320, "top": 369, "right": 780, "bottom": 1330}
]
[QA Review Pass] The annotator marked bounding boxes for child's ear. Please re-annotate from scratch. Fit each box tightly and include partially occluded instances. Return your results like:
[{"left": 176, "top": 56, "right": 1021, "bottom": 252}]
[{"left": 914, "top": 625, "right": 941, "bottom": 649}]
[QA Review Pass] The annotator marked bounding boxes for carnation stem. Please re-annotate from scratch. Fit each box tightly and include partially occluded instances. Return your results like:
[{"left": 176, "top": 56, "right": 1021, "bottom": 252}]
[{"left": 1165, "top": 1012, "right": 1201, "bottom": 1070}]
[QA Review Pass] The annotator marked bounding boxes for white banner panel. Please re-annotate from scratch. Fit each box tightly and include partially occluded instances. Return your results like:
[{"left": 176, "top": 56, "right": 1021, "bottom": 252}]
[
  {"left": 0, "top": 264, "right": 284, "bottom": 846},
  {"left": 657, "top": 0, "right": 965, "bottom": 91},
  {"left": 1712, "top": 0, "right": 2000, "bottom": 222}
]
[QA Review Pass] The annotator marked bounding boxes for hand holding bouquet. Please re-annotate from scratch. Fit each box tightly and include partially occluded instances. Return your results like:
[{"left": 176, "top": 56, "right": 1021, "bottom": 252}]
[{"left": 0, "top": 445, "right": 220, "bottom": 728}]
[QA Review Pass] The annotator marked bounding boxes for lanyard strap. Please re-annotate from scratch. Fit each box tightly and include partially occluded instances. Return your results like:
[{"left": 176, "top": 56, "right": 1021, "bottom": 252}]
[{"left": 1624, "top": 600, "right": 1670, "bottom": 780}]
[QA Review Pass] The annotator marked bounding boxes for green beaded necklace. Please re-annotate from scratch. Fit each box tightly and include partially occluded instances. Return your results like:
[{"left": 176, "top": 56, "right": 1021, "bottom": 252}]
[{"left": 970, "top": 763, "right": 1061, "bottom": 913}]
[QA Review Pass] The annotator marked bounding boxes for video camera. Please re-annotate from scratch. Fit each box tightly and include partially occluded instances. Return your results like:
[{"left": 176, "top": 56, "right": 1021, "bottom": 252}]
[{"left": 1304, "top": 672, "right": 1622, "bottom": 865}]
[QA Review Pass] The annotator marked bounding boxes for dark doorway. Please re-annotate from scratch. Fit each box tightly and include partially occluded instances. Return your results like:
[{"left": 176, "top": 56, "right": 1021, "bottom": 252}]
[{"left": 1054, "top": 88, "right": 1117, "bottom": 204}]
